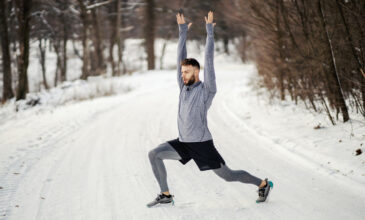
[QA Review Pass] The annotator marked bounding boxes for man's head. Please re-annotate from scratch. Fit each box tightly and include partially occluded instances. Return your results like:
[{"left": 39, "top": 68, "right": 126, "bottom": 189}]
[{"left": 181, "top": 58, "right": 200, "bottom": 86}]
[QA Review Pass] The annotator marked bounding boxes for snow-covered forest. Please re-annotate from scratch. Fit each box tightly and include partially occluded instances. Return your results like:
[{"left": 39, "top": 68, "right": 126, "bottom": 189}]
[
  {"left": 1, "top": 0, "right": 364, "bottom": 123},
  {"left": 0, "top": 0, "right": 364, "bottom": 219}
]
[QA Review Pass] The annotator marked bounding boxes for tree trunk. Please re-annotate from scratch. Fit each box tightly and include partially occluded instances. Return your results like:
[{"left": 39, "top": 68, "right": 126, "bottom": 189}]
[
  {"left": 275, "top": 0, "right": 286, "bottom": 100},
  {"left": 335, "top": 0, "right": 365, "bottom": 116},
  {"left": 145, "top": 0, "right": 155, "bottom": 70},
  {"left": 108, "top": 0, "right": 115, "bottom": 76},
  {"left": 91, "top": 5, "right": 105, "bottom": 75},
  {"left": 159, "top": 40, "right": 167, "bottom": 70},
  {"left": 15, "top": 0, "right": 32, "bottom": 100},
  {"left": 108, "top": 0, "right": 120, "bottom": 76},
  {"left": 60, "top": 36, "right": 68, "bottom": 82},
  {"left": 78, "top": 0, "right": 90, "bottom": 80},
  {"left": 38, "top": 38, "right": 49, "bottom": 89},
  {"left": 0, "top": 0, "right": 14, "bottom": 102},
  {"left": 53, "top": 40, "right": 61, "bottom": 87},
  {"left": 117, "top": 0, "right": 125, "bottom": 75},
  {"left": 109, "top": 24, "right": 116, "bottom": 76},
  {"left": 60, "top": 7, "right": 68, "bottom": 82},
  {"left": 318, "top": 0, "right": 349, "bottom": 122},
  {"left": 320, "top": 93, "right": 335, "bottom": 125}
]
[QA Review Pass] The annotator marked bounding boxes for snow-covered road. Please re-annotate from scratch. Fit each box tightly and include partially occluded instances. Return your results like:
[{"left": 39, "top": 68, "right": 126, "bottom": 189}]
[{"left": 1, "top": 66, "right": 364, "bottom": 220}]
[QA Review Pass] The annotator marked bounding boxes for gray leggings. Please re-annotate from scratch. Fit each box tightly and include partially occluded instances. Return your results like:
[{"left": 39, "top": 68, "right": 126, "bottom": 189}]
[{"left": 148, "top": 142, "right": 262, "bottom": 193}]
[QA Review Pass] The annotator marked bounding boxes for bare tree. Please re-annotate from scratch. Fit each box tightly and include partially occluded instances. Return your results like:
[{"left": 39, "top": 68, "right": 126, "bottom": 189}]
[
  {"left": 38, "top": 37, "right": 49, "bottom": 89},
  {"left": 0, "top": 0, "right": 14, "bottom": 102},
  {"left": 90, "top": 0, "right": 106, "bottom": 76},
  {"left": 78, "top": 0, "right": 91, "bottom": 80},
  {"left": 15, "top": 0, "right": 33, "bottom": 100},
  {"left": 317, "top": 0, "right": 349, "bottom": 122},
  {"left": 220, "top": 0, "right": 360, "bottom": 122},
  {"left": 144, "top": 0, "right": 155, "bottom": 70}
]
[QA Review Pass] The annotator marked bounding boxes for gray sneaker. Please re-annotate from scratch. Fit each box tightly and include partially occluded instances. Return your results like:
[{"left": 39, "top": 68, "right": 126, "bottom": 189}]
[
  {"left": 147, "top": 193, "right": 174, "bottom": 208},
  {"left": 256, "top": 178, "right": 273, "bottom": 203}
]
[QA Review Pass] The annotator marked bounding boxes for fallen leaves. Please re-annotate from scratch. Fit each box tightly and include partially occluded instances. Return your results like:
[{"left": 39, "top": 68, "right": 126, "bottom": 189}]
[{"left": 355, "top": 148, "right": 362, "bottom": 156}]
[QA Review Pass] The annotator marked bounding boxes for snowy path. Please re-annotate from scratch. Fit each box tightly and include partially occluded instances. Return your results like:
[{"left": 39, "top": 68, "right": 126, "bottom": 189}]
[{"left": 1, "top": 68, "right": 365, "bottom": 220}]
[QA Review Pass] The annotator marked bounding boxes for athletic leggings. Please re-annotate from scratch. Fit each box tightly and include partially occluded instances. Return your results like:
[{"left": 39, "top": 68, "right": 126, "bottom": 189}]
[{"left": 148, "top": 142, "right": 262, "bottom": 193}]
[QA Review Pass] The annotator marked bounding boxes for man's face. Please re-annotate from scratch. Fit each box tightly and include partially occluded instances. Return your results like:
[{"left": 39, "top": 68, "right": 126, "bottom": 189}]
[{"left": 181, "top": 65, "right": 198, "bottom": 86}]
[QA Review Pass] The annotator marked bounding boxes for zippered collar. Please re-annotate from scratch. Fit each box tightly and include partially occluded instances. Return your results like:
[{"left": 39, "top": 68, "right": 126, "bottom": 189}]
[{"left": 186, "top": 80, "right": 201, "bottom": 91}]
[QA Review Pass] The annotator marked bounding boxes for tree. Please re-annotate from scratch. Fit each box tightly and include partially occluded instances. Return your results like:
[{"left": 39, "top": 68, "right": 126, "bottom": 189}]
[
  {"left": 144, "top": 0, "right": 155, "bottom": 70},
  {"left": 90, "top": 0, "right": 107, "bottom": 76},
  {"left": 15, "top": 0, "right": 33, "bottom": 100},
  {"left": 0, "top": 0, "right": 14, "bottom": 102},
  {"left": 77, "top": 0, "right": 91, "bottom": 80}
]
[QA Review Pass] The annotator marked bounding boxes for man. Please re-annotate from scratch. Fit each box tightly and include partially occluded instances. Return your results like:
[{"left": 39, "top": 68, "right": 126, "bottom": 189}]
[{"left": 147, "top": 11, "right": 273, "bottom": 208}]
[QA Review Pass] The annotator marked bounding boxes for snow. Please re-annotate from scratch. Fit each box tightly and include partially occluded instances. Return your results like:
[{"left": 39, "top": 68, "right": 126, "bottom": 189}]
[
  {"left": 0, "top": 38, "right": 365, "bottom": 220},
  {"left": 86, "top": 0, "right": 114, "bottom": 10}
]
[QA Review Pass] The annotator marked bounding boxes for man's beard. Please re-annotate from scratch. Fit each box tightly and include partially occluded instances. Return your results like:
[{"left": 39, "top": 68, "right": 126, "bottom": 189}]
[{"left": 185, "top": 75, "right": 195, "bottom": 86}]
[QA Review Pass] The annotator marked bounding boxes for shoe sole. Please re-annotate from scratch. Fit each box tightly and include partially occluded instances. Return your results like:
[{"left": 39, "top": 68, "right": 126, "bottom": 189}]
[
  {"left": 256, "top": 181, "right": 274, "bottom": 203},
  {"left": 146, "top": 200, "right": 174, "bottom": 208}
]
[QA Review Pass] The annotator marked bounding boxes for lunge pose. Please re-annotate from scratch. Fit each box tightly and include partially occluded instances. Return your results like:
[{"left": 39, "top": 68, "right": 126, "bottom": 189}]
[{"left": 147, "top": 10, "right": 273, "bottom": 208}]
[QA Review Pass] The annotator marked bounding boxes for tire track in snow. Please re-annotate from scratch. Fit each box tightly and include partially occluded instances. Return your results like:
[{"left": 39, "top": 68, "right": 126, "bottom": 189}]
[
  {"left": 0, "top": 89, "right": 152, "bottom": 219},
  {"left": 2, "top": 69, "right": 365, "bottom": 219},
  {"left": 0, "top": 120, "right": 84, "bottom": 219}
]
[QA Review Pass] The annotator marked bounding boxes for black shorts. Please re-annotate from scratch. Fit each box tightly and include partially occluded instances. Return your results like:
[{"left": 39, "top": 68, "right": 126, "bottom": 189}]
[{"left": 167, "top": 138, "right": 226, "bottom": 171}]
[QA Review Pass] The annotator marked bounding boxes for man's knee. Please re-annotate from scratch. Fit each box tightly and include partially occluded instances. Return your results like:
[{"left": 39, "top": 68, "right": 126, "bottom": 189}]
[
  {"left": 148, "top": 148, "right": 157, "bottom": 161},
  {"left": 148, "top": 143, "right": 165, "bottom": 160},
  {"left": 213, "top": 166, "right": 235, "bottom": 182}
]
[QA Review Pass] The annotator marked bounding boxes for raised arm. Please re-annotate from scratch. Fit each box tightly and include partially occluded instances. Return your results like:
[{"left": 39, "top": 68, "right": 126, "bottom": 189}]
[
  {"left": 176, "top": 13, "right": 192, "bottom": 91},
  {"left": 203, "top": 11, "right": 217, "bottom": 97}
]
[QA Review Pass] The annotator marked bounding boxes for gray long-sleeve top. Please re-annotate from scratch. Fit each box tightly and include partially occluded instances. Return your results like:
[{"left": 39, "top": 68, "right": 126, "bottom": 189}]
[{"left": 177, "top": 23, "right": 216, "bottom": 142}]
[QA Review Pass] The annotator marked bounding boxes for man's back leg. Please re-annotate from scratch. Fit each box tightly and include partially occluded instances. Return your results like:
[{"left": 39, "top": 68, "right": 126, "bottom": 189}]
[
  {"left": 212, "top": 163, "right": 262, "bottom": 186},
  {"left": 148, "top": 142, "right": 182, "bottom": 194}
]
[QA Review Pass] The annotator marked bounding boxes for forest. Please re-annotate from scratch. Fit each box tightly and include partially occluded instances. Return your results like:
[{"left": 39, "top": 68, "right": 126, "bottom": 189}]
[{"left": 0, "top": 0, "right": 364, "bottom": 124}]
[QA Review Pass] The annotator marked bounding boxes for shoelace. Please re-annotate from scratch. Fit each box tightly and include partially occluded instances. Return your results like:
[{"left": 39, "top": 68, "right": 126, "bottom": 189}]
[
  {"left": 258, "top": 188, "right": 265, "bottom": 197},
  {"left": 156, "top": 193, "right": 172, "bottom": 201}
]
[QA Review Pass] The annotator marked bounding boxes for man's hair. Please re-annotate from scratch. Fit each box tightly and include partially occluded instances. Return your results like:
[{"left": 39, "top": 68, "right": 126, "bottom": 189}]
[{"left": 181, "top": 58, "right": 200, "bottom": 70}]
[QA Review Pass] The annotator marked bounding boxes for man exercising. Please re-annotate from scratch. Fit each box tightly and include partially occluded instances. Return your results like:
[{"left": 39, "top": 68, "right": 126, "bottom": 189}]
[{"left": 147, "top": 10, "right": 273, "bottom": 208}]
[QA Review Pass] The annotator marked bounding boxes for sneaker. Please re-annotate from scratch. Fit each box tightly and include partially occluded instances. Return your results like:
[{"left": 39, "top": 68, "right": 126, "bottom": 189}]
[
  {"left": 146, "top": 193, "right": 174, "bottom": 208},
  {"left": 256, "top": 178, "right": 273, "bottom": 203}
]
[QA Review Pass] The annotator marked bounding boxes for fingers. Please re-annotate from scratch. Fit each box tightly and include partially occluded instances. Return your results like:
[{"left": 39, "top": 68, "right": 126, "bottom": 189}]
[
  {"left": 176, "top": 13, "right": 182, "bottom": 24},
  {"left": 177, "top": 11, "right": 215, "bottom": 27},
  {"left": 176, "top": 13, "right": 186, "bottom": 24},
  {"left": 177, "top": 13, "right": 182, "bottom": 21},
  {"left": 205, "top": 11, "right": 214, "bottom": 24}
]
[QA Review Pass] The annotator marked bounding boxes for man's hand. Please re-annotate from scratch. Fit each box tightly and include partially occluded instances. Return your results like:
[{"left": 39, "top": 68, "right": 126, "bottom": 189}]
[
  {"left": 205, "top": 11, "right": 216, "bottom": 27},
  {"left": 176, "top": 12, "right": 192, "bottom": 29}
]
